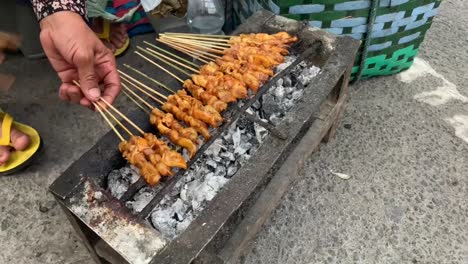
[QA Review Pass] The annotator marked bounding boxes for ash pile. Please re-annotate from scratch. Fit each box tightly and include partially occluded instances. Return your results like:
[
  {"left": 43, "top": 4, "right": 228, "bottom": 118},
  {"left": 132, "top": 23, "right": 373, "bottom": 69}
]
[{"left": 106, "top": 56, "right": 321, "bottom": 239}]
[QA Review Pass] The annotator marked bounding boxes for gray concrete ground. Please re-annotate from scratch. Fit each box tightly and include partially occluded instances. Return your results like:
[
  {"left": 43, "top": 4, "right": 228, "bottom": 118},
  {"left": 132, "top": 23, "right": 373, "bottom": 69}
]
[{"left": 1, "top": 0, "right": 467, "bottom": 263}]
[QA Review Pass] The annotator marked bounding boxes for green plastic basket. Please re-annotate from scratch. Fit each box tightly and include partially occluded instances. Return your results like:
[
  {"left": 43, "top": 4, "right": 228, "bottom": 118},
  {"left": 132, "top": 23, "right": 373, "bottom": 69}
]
[{"left": 230, "top": 0, "right": 442, "bottom": 80}]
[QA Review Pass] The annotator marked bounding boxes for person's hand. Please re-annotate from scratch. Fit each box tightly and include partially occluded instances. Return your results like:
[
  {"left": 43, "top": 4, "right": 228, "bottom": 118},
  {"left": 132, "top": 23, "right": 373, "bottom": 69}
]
[{"left": 39, "top": 11, "right": 120, "bottom": 108}]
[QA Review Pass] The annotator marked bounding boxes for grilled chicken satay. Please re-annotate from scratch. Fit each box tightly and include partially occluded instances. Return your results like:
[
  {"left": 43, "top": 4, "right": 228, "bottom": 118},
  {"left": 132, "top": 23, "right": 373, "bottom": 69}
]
[
  {"left": 195, "top": 72, "right": 248, "bottom": 100},
  {"left": 229, "top": 32, "right": 298, "bottom": 46},
  {"left": 151, "top": 108, "right": 199, "bottom": 143},
  {"left": 191, "top": 74, "right": 237, "bottom": 103},
  {"left": 162, "top": 102, "right": 211, "bottom": 140},
  {"left": 143, "top": 133, "right": 187, "bottom": 169},
  {"left": 119, "top": 140, "right": 162, "bottom": 185},
  {"left": 174, "top": 89, "right": 223, "bottom": 127},
  {"left": 150, "top": 112, "right": 198, "bottom": 157},
  {"left": 183, "top": 80, "right": 227, "bottom": 112}
]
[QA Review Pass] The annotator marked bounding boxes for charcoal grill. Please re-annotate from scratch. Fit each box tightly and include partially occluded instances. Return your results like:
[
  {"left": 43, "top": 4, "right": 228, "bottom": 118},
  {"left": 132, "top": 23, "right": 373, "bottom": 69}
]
[{"left": 49, "top": 10, "right": 360, "bottom": 264}]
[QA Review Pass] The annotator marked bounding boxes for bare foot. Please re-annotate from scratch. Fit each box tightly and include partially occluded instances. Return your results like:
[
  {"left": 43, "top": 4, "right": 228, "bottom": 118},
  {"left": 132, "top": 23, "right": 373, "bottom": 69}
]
[
  {"left": 0, "top": 123, "right": 31, "bottom": 165},
  {"left": 91, "top": 18, "right": 128, "bottom": 54}
]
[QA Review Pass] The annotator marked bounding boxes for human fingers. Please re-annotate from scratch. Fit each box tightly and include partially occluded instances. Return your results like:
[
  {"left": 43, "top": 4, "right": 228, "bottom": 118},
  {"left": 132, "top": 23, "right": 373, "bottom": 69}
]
[
  {"left": 74, "top": 49, "right": 101, "bottom": 101},
  {"left": 67, "top": 85, "right": 84, "bottom": 104},
  {"left": 96, "top": 49, "right": 121, "bottom": 105}
]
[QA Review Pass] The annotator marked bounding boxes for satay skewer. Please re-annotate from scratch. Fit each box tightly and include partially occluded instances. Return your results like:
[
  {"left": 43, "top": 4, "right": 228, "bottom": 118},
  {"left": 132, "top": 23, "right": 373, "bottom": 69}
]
[
  {"left": 158, "top": 38, "right": 220, "bottom": 60},
  {"left": 121, "top": 79, "right": 164, "bottom": 105},
  {"left": 136, "top": 47, "right": 192, "bottom": 77},
  {"left": 160, "top": 36, "right": 231, "bottom": 49},
  {"left": 143, "top": 41, "right": 200, "bottom": 68},
  {"left": 163, "top": 32, "right": 232, "bottom": 38},
  {"left": 123, "top": 64, "right": 175, "bottom": 94},
  {"left": 118, "top": 70, "right": 168, "bottom": 100},
  {"left": 142, "top": 46, "right": 200, "bottom": 73},
  {"left": 160, "top": 35, "right": 229, "bottom": 51},
  {"left": 122, "top": 90, "right": 150, "bottom": 114},
  {"left": 94, "top": 102, "right": 126, "bottom": 142},
  {"left": 99, "top": 97, "right": 145, "bottom": 135},
  {"left": 156, "top": 39, "right": 213, "bottom": 63},
  {"left": 136, "top": 51, "right": 185, "bottom": 83},
  {"left": 161, "top": 33, "right": 231, "bottom": 42}
]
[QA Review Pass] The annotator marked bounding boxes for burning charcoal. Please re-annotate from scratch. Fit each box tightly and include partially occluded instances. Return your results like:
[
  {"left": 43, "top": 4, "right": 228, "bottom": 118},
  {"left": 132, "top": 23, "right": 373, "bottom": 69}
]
[
  {"left": 269, "top": 114, "right": 282, "bottom": 126},
  {"left": 206, "top": 160, "right": 218, "bottom": 169},
  {"left": 151, "top": 207, "right": 178, "bottom": 239},
  {"left": 283, "top": 76, "right": 292, "bottom": 87},
  {"left": 107, "top": 166, "right": 140, "bottom": 199},
  {"left": 276, "top": 55, "right": 296, "bottom": 72},
  {"left": 254, "top": 123, "right": 269, "bottom": 144},
  {"left": 226, "top": 166, "right": 238, "bottom": 178},
  {"left": 176, "top": 214, "right": 193, "bottom": 234},
  {"left": 172, "top": 199, "right": 188, "bottom": 222},
  {"left": 192, "top": 200, "right": 202, "bottom": 211},
  {"left": 239, "top": 154, "right": 252, "bottom": 165},
  {"left": 297, "top": 66, "right": 321, "bottom": 86},
  {"left": 232, "top": 127, "right": 242, "bottom": 149},
  {"left": 273, "top": 85, "right": 285, "bottom": 100},
  {"left": 126, "top": 189, "right": 155, "bottom": 213},
  {"left": 214, "top": 166, "right": 227, "bottom": 178},
  {"left": 262, "top": 93, "right": 280, "bottom": 116},
  {"left": 204, "top": 138, "right": 225, "bottom": 157},
  {"left": 220, "top": 151, "right": 235, "bottom": 161},
  {"left": 276, "top": 78, "right": 283, "bottom": 87},
  {"left": 235, "top": 142, "right": 253, "bottom": 155},
  {"left": 292, "top": 90, "right": 304, "bottom": 101},
  {"left": 206, "top": 174, "right": 229, "bottom": 194},
  {"left": 252, "top": 100, "right": 261, "bottom": 110}
]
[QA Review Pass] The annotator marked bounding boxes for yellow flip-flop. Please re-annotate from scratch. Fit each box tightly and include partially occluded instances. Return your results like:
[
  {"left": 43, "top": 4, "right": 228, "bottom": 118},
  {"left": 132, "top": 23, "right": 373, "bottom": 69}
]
[
  {"left": 95, "top": 19, "right": 130, "bottom": 57},
  {"left": 0, "top": 113, "right": 41, "bottom": 175}
]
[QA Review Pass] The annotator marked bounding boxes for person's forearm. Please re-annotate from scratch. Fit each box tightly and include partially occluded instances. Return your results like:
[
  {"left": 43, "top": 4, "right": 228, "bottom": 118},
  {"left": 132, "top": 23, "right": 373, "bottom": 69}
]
[{"left": 30, "top": 0, "right": 87, "bottom": 21}]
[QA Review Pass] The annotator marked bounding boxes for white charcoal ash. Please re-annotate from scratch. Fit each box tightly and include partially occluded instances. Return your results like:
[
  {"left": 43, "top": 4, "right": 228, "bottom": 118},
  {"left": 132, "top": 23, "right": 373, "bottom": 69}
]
[
  {"left": 261, "top": 58, "right": 321, "bottom": 123},
  {"left": 107, "top": 166, "right": 140, "bottom": 199},
  {"left": 150, "top": 118, "right": 262, "bottom": 239},
  {"left": 125, "top": 186, "right": 162, "bottom": 213}
]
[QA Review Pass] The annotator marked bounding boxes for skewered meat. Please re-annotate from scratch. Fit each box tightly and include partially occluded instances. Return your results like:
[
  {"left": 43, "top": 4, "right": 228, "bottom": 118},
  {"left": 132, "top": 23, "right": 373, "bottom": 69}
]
[
  {"left": 184, "top": 80, "right": 227, "bottom": 112},
  {"left": 151, "top": 108, "right": 199, "bottom": 143},
  {"left": 150, "top": 112, "right": 198, "bottom": 157},
  {"left": 162, "top": 102, "right": 211, "bottom": 140},
  {"left": 192, "top": 74, "right": 237, "bottom": 103}
]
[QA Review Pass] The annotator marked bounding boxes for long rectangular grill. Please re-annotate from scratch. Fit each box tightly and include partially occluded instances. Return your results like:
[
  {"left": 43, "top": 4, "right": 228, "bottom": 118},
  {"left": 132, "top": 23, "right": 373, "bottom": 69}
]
[{"left": 49, "top": 10, "right": 360, "bottom": 264}]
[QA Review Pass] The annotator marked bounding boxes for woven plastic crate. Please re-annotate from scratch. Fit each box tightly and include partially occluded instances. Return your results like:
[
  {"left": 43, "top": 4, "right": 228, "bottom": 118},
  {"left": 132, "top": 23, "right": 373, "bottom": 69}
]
[{"left": 230, "top": 0, "right": 442, "bottom": 80}]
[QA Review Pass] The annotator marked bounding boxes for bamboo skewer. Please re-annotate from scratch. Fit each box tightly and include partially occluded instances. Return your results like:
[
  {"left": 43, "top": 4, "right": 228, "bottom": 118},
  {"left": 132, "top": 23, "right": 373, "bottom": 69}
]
[
  {"left": 144, "top": 41, "right": 201, "bottom": 68},
  {"left": 95, "top": 101, "right": 133, "bottom": 137},
  {"left": 157, "top": 39, "right": 211, "bottom": 64},
  {"left": 122, "top": 90, "right": 150, "bottom": 114},
  {"left": 94, "top": 103, "right": 126, "bottom": 142},
  {"left": 158, "top": 38, "right": 220, "bottom": 60},
  {"left": 121, "top": 82, "right": 154, "bottom": 110},
  {"left": 162, "top": 32, "right": 232, "bottom": 38},
  {"left": 143, "top": 46, "right": 200, "bottom": 73},
  {"left": 160, "top": 33, "right": 231, "bottom": 42},
  {"left": 159, "top": 37, "right": 225, "bottom": 54},
  {"left": 120, "top": 76, "right": 165, "bottom": 105},
  {"left": 123, "top": 64, "right": 175, "bottom": 94},
  {"left": 146, "top": 45, "right": 199, "bottom": 72},
  {"left": 100, "top": 97, "right": 145, "bottom": 135},
  {"left": 135, "top": 51, "right": 185, "bottom": 84},
  {"left": 160, "top": 36, "right": 228, "bottom": 51},
  {"left": 136, "top": 47, "right": 192, "bottom": 77},
  {"left": 118, "top": 70, "right": 168, "bottom": 100}
]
